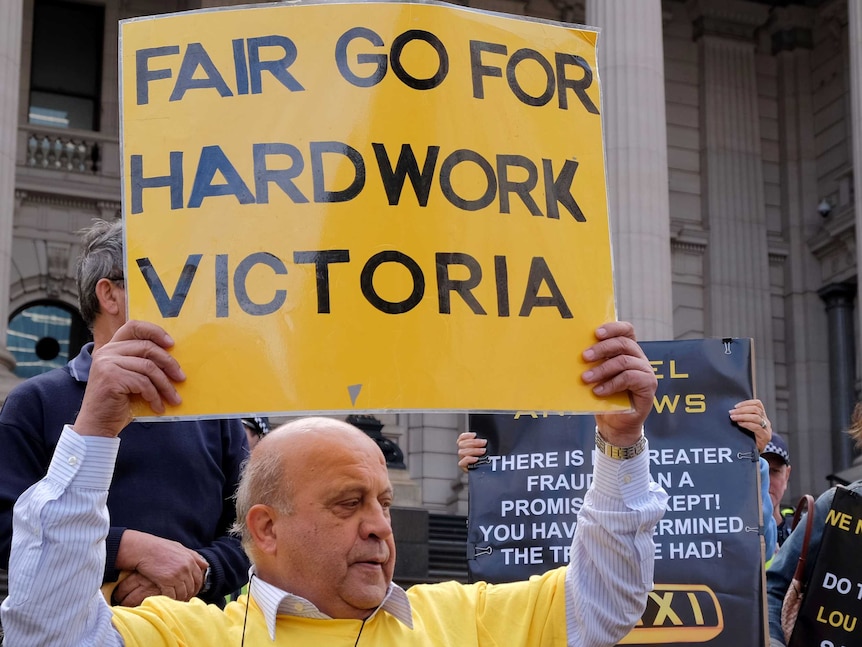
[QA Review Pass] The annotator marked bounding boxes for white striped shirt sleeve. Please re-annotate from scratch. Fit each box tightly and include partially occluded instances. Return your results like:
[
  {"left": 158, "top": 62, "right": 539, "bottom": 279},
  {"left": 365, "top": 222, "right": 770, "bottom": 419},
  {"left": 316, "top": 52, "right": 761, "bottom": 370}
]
[
  {"left": 0, "top": 426, "right": 125, "bottom": 647},
  {"left": 565, "top": 441, "right": 668, "bottom": 647}
]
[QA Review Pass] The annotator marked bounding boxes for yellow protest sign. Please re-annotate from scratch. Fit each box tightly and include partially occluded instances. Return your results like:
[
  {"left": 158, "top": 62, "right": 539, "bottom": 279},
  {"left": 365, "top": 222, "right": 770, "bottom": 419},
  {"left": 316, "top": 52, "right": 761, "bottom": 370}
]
[{"left": 119, "top": 0, "right": 623, "bottom": 417}]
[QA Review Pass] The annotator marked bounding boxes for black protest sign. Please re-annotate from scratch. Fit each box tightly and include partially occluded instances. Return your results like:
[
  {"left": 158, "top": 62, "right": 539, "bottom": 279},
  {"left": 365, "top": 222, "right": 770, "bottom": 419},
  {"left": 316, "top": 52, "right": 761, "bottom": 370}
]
[
  {"left": 789, "top": 487, "right": 862, "bottom": 647},
  {"left": 467, "top": 338, "right": 765, "bottom": 646}
]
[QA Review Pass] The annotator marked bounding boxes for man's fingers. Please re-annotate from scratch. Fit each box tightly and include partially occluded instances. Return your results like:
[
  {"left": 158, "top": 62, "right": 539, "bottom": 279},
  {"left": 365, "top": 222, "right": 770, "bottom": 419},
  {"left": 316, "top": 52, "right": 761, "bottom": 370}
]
[
  {"left": 583, "top": 334, "right": 644, "bottom": 365},
  {"left": 582, "top": 353, "right": 653, "bottom": 393},
  {"left": 111, "top": 319, "right": 175, "bottom": 348},
  {"left": 113, "top": 573, "right": 138, "bottom": 601},
  {"left": 100, "top": 338, "right": 186, "bottom": 383},
  {"left": 460, "top": 446, "right": 486, "bottom": 456},
  {"left": 73, "top": 322, "right": 186, "bottom": 437},
  {"left": 90, "top": 341, "right": 185, "bottom": 412},
  {"left": 728, "top": 400, "right": 772, "bottom": 451},
  {"left": 190, "top": 555, "right": 207, "bottom": 596},
  {"left": 163, "top": 563, "right": 203, "bottom": 601},
  {"left": 85, "top": 355, "right": 179, "bottom": 416},
  {"left": 114, "top": 574, "right": 158, "bottom": 607},
  {"left": 112, "top": 355, "right": 182, "bottom": 408},
  {"left": 581, "top": 322, "right": 652, "bottom": 397},
  {"left": 458, "top": 455, "right": 479, "bottom": 472},
  {"left": 458, "top": 448, "right": 486, "bottom": 466},
  {"left": 733, "top": 398, "right": 764, "bottom": 410},
  {"left": 588, "top": 321, "right": 656, "bottom": 442},
  {"left": 191, "top": 568, "right": 205, "bottom": 597},
  {"left": 160, "top": 584, "right": 180, "bottom": 601},
  {"left": 594, "top": 321, "right": 636, "bottom": 342},
  {"left": 116, "top": 587, "right": 150, "bottom": 607}
]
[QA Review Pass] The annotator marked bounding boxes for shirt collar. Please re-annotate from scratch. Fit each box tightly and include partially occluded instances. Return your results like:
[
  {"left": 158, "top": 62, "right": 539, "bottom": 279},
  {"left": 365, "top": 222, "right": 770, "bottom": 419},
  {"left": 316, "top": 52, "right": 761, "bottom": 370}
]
[
  {"left": 247, "top": 568, "right": 414, "bottom": 641},
  {"left": 68, "top": 342, "right": 94, "bottom": 382}
]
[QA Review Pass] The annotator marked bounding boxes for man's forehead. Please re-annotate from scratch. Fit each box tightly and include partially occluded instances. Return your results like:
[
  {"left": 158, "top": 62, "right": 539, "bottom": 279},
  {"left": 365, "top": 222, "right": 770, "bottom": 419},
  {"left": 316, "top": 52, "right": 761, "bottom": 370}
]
[
  {"left": 253, "top": 418, "right": 389, "bottom": 488},
  {"left": 279, "top": 424, "right": 385, "bottom": 465},
  {"left": 304, "top": 450, "right": 393, "bottom": 503}
]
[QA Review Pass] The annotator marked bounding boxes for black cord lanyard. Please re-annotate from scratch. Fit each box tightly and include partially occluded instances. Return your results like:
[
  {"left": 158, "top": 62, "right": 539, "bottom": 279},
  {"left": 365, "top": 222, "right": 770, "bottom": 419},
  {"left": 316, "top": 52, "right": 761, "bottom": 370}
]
[
  {"left": 240, "top": 573, "right": 255, "bottom": 647},
  {"left": 354, "top": 617, "right": 368, "bottom": 647}
]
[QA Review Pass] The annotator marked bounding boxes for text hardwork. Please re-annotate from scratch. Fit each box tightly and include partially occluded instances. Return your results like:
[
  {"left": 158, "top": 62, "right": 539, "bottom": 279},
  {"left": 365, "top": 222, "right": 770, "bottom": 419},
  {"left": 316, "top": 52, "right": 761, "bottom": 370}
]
[
  {"left": 129, "top": 142, "right": 586, "bottom": 220},
  {"left": 137, "top": 250, "right": 574, "bottom": 318}
]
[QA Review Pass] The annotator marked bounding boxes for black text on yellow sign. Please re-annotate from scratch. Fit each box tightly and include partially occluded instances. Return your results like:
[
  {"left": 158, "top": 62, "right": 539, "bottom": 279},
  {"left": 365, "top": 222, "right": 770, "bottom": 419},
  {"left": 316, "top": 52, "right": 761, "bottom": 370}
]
[
  {"left": 133, "top": 29, "right": 599, "bottom": 110},
  {"left": 130, "top": 143, "right": 586, "bottom": 220},
  {"left": 130, "top": 29, "right": 599, "bottom": 214},
  {"left": 137, "top": 251, "right": 573, "bottom": 319},
  {"left": 120, "top": 2, "right": 619, "bottom": 415}
]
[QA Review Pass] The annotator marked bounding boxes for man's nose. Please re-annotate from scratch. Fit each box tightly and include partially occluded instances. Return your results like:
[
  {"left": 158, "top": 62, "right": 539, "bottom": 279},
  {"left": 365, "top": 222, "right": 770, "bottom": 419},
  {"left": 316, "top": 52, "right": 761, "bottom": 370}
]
[{"left": 361, "top": 502, "right": 392, "bottom": 540}]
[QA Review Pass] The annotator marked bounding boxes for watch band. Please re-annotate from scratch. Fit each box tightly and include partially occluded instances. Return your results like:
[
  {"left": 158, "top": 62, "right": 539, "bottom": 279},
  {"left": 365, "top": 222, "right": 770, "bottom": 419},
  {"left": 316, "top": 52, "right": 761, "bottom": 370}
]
[
  {"left": 594, "top": 429, "right": 647, "bottom": 460},
  {"left": 201, "top": 565, "right": 212, "bottom": 595}
]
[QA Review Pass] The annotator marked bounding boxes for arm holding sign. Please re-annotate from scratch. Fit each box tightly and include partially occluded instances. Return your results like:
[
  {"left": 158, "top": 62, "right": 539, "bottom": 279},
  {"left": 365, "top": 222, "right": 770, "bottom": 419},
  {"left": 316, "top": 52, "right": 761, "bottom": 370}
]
[
  {"left": 461, "top": 323, "right": 667, "bottom": 644},
  {"left": 1, "top": 321, "right": 184, "bottom": 646},
  {"left": 565, "top": 322, "right": 667, "bottom": 645},
  {"left": 730, "top": 399, "right": 772, "bottom": 452},
  {"left": 0, "top": 219, "right": 249, "bottom": 609},
  {"left": 729, "top": 399, "right": 777, "bottom": 559}
]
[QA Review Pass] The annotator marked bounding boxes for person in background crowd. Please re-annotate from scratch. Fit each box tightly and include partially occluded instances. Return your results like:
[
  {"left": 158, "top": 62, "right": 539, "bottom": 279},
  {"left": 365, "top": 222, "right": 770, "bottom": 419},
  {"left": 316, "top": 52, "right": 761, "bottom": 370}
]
[
  {"left": 765, "top": 403, "right": 862, "bottom": 647},
  {"left": 0, "top": 219, "right": 249, "bottom": 608},
  {"left": 729, "top": 399, "right": 777, "bottom": 558},
  {"left": 2, "top": 319, "right": 667, "bottom": 646},
  {"left": 761, "top": 434, "right": 794, "bottom": 547},
  {"left": 242, "top": 416, "right": 272, "bottom": 450}
]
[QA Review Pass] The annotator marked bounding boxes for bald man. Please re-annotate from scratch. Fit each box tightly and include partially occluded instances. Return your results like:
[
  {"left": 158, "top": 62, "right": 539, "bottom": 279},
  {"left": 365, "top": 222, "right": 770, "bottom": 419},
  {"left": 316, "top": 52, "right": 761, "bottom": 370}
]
[{"left": 1, "top": 319, "right": 666, "bottom": 647}]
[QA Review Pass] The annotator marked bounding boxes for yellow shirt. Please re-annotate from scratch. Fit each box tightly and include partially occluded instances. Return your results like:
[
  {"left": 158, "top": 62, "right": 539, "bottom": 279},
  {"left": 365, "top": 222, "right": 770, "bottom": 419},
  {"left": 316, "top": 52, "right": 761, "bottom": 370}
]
[{"left": 113, "top": 568, "right": 567, "bottom": 646}]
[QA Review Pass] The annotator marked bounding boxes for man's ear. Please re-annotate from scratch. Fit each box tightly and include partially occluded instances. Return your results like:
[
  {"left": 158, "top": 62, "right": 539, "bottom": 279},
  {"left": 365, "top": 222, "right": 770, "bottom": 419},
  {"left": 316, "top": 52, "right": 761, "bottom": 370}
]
[
  {"left": 246, "top": 504, "right": 280, "bottom": 556},
  {"left": 94, "top": 278, "right": 123, "bottom": 317}
]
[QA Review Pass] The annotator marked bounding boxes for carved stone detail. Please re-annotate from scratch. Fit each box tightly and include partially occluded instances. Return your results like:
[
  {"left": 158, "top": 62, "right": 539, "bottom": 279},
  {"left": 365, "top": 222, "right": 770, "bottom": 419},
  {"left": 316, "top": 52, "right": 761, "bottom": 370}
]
[
  {"left": 45, "top": 242, "right": 71, "bottom": 298},
  {"left": 687, "top": 0, "right": 770, "bottom": 42}
]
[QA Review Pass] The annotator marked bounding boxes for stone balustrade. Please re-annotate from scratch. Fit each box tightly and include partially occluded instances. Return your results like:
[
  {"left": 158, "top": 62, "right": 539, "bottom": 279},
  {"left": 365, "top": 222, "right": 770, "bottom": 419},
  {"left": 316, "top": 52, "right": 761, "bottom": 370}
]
[{"left": 19, "top": 125, "right": 118, "bottom": 175}]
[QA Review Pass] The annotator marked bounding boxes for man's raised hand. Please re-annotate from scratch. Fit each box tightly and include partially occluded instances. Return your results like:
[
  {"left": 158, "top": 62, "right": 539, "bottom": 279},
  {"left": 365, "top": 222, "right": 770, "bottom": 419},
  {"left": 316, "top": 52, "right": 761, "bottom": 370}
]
[
  {"left": 582, "top": 321, "right": 657, "bottom": 447},
  {"left": 73, "top": 320, "right": 185, "bottom": 438}
]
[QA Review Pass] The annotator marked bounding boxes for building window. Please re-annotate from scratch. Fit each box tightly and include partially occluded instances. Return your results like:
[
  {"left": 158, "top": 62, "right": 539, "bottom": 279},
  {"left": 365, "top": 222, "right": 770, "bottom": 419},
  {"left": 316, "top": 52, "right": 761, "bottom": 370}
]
[
  {"left": 7, "top": 302, "right": 91, "bottom": 378},
  {"left": 29, "top": 0, "right": 104, "bottom": 131}
]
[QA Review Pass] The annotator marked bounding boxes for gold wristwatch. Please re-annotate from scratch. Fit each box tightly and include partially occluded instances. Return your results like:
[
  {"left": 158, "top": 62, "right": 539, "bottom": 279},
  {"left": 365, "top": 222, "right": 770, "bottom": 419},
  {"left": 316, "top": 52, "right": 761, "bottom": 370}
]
[{"left": 594, "top": 429, "right": 647, "bottom": 460}]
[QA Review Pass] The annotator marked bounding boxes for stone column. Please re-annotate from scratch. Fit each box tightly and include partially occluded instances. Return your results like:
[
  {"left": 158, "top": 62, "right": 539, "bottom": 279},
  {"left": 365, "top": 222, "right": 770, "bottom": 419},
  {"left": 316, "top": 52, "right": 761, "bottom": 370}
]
[
  {"left": 0, "top": 0, "right": 23, "bottom": 399},
  {"left": 585, "top": 0, "right": 673, "bottom": 340},
  {"left": 849, "top": 0, "right": 862, "bottom": 387},
  {"left": 688, "top": 0, "right": 774, "bottom": 408},
  {"left": 767, "top": 6, "right": 831, "bottom": 495},
  {"left": 818, "top": 284, "right": 857, "bottom": 471}
]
